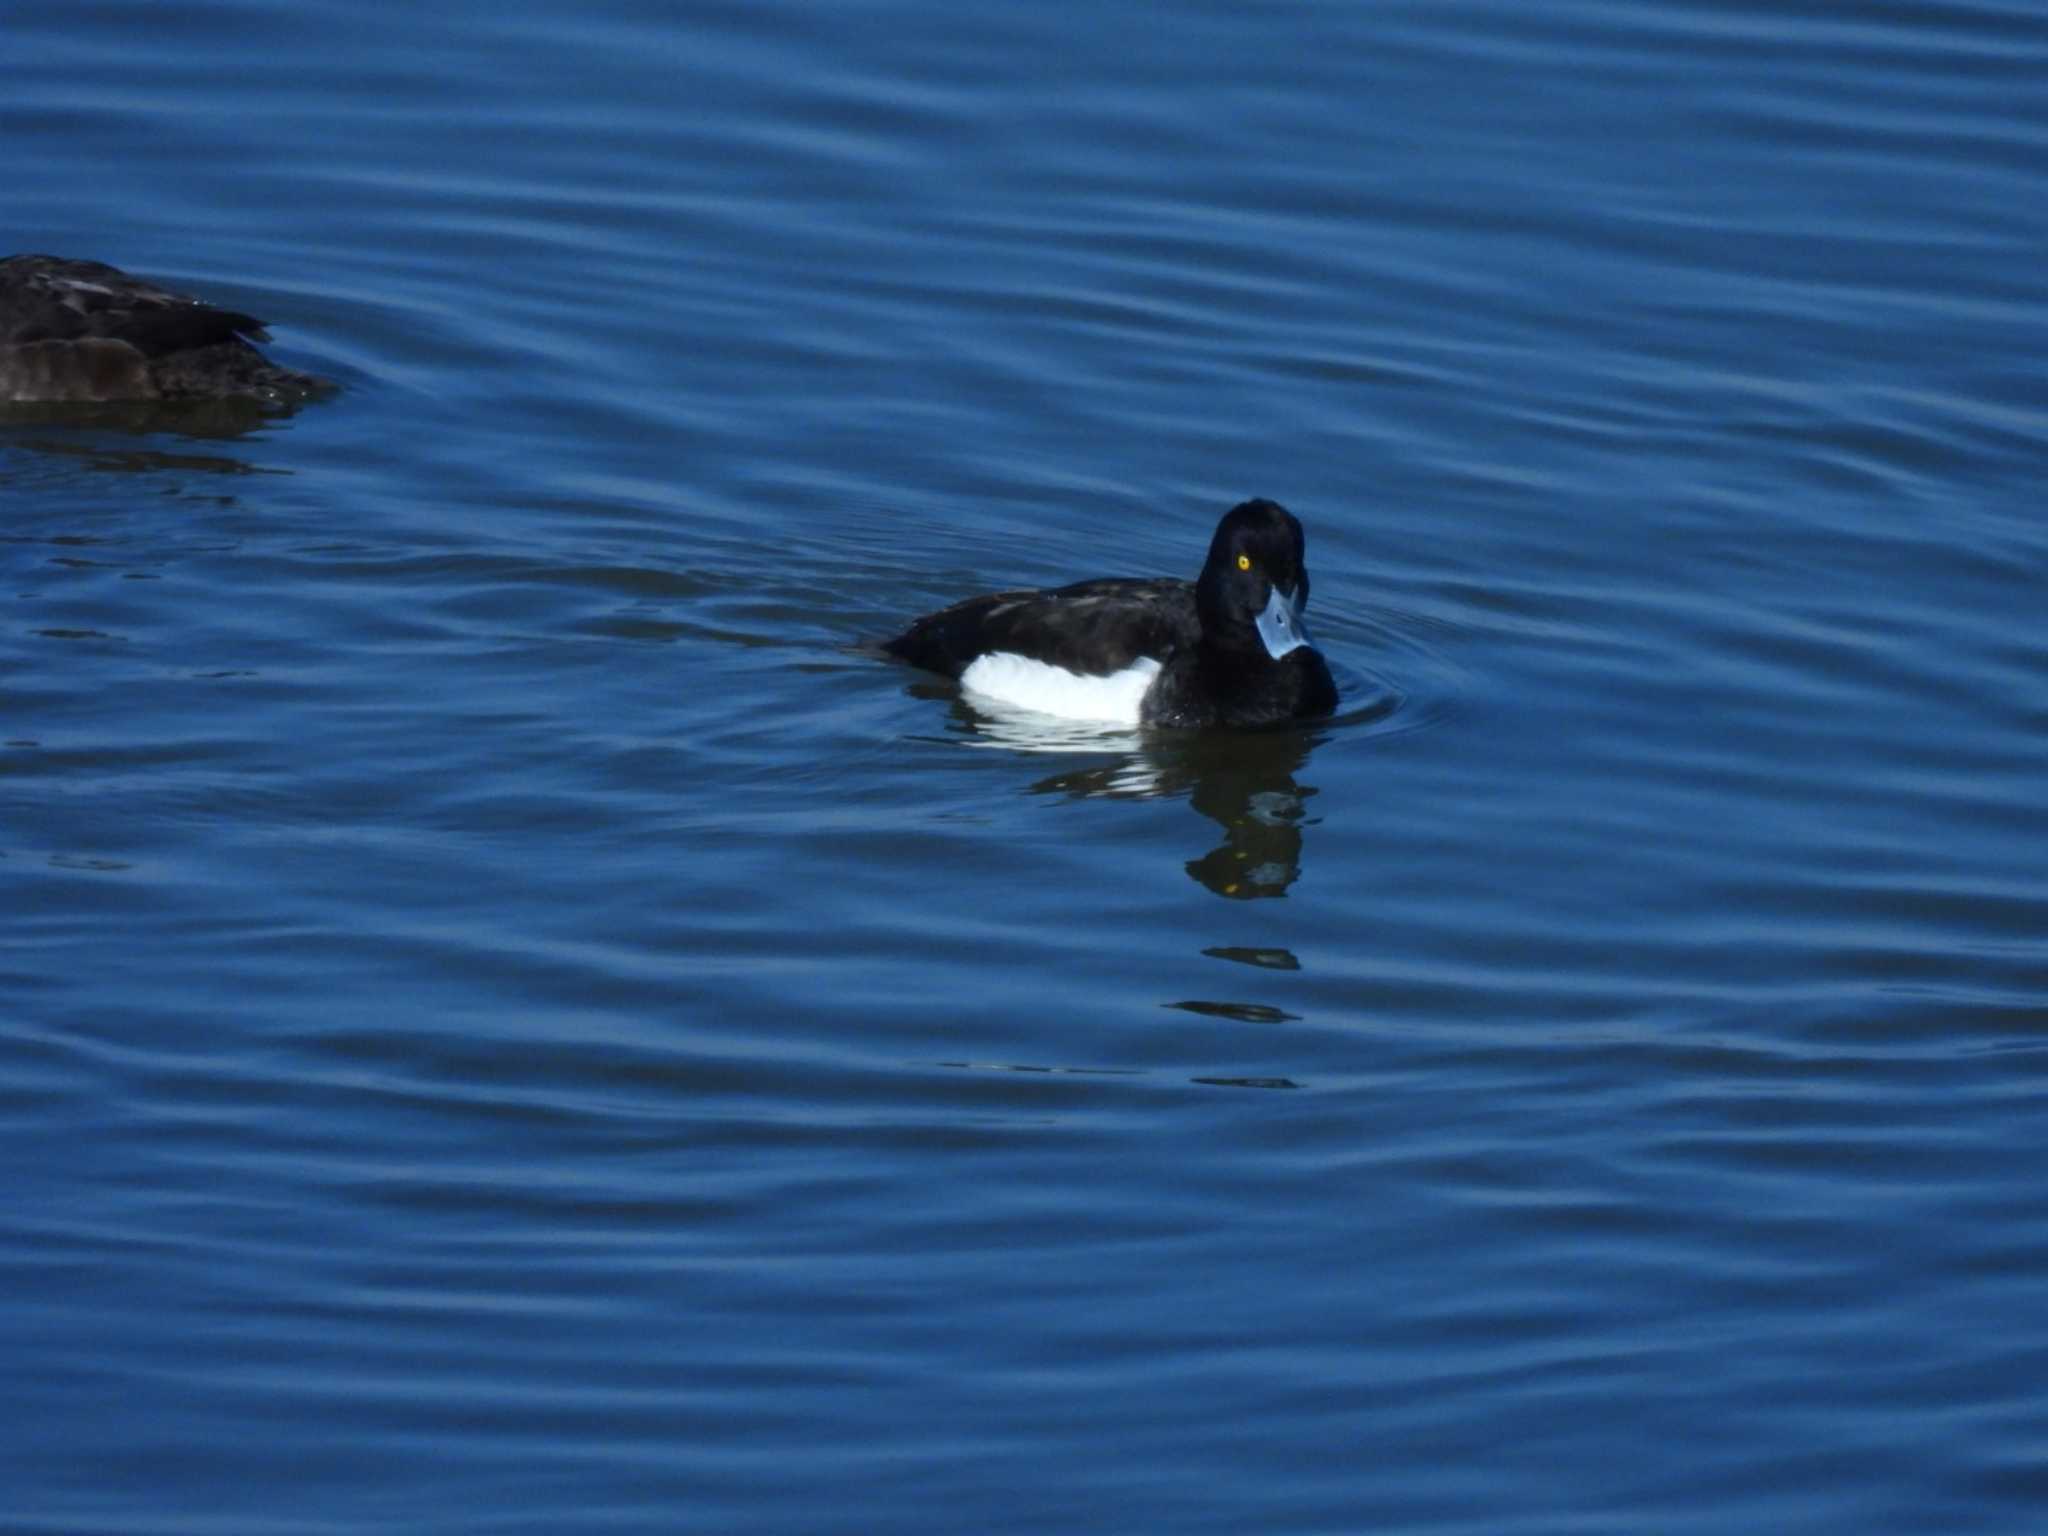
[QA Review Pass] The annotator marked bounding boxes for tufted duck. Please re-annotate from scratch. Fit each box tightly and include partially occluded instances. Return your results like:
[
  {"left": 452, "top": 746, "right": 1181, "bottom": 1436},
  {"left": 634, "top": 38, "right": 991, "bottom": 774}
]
[{"left": 885, "top": 498, "right": 1338, "bottom": 729}]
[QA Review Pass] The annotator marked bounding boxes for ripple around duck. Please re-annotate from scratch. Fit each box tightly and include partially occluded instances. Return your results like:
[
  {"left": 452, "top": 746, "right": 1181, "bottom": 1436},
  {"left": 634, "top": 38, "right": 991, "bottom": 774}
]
[{"left": 874, "top": 592, "right": 1461, "bottom": 795}]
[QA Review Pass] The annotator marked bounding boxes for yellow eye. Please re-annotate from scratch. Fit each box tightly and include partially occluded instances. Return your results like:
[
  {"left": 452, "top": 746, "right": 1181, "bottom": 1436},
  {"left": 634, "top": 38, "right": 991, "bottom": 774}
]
[{"left": 1236, "top": 553, "right": 1252, "bottom": 572}]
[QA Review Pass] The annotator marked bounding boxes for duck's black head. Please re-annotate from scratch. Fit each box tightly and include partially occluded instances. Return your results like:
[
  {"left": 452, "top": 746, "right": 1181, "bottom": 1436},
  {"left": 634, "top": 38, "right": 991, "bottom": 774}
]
[{"left": 1195, "top": 498, "right": 1316, "bottom": 661}]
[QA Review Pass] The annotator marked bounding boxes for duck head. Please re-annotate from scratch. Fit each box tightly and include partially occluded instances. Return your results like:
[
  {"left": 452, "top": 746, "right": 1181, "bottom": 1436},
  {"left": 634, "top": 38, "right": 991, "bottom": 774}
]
[{"left": 1197, "top": 498, "right": 1317, "bottom": 662}]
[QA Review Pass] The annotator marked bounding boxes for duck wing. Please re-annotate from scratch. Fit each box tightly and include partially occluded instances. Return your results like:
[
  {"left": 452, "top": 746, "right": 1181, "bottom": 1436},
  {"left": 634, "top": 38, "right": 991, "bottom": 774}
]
[
  {"left": 0, "top": 254, "right": 270, "bottom": 356},
  {"left": 887, "top": 577, "right": 1197, "bottom": 679}
]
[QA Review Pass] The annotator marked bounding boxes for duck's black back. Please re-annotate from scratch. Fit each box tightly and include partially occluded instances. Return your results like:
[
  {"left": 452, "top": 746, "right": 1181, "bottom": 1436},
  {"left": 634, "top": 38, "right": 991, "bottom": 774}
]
[
  {"left": 884, "top": 577, "right": 1198, "bottom": 679},
  {"left": 1, "top": 255, "right": 268, "bottom": 356}
]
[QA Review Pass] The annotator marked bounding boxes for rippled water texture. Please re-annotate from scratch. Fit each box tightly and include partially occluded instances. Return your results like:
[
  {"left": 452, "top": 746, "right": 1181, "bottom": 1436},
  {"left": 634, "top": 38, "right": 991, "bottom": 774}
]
[{"left": 5, "top": 2, "right": 2047, "bottom": 1531}]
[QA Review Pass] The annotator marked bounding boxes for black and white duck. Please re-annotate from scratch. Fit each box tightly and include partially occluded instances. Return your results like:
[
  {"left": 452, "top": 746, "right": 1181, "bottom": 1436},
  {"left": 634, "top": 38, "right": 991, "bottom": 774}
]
[{"left": 885, "top": 498, "right": 1339, "bottom": 730}]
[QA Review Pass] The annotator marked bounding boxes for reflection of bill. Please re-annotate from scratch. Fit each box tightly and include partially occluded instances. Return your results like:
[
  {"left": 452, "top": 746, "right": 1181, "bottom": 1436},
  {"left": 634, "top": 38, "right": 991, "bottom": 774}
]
[
  {"left": 1179, "top": 738, "right": 1314, "bottom": 900},
  {"left": 1183, "top": 780, "right": 1309, "bottom": 899}
]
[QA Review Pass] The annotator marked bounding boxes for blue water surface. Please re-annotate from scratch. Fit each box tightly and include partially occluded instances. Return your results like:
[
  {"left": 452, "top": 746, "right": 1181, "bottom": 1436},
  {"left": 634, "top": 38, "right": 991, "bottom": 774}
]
[{"left": 4, "top": 2, "right": 2047, "bottom": 1531}]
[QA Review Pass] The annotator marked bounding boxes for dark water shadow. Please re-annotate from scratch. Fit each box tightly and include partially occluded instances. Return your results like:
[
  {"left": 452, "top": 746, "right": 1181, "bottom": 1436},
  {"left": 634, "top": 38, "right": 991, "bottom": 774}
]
[
  {"left": 0, "top": 429, "right": 286, "bottom": 479},
  {"left": 0, "top": 390, "right": 329, "bottom": 444},
  {"left": 936, "top": 1060, "right": 1299, "bottom": 1092}
]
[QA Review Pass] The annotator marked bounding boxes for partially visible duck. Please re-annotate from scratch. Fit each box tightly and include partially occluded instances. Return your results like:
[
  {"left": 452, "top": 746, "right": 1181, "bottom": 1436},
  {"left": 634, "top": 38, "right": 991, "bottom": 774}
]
[
  {"left": 885, "top": 498, "right": 1339, "bottom": 729},
  {"left": 0, "top": 254, "right": 330, "bottom": 406}
]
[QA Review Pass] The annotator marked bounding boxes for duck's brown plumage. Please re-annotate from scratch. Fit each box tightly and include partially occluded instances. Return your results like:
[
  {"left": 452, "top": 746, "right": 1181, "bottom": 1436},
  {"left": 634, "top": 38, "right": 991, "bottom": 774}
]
[{"left": 0, "top": 254, "right": 330, "bottom": 406}]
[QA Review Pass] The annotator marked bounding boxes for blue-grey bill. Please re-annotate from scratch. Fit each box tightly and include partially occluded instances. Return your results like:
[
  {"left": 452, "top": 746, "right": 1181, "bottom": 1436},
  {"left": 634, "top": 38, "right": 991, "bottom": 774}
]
[{"left": 1255, "top": 585, "right": 1312, "bottom": 660}]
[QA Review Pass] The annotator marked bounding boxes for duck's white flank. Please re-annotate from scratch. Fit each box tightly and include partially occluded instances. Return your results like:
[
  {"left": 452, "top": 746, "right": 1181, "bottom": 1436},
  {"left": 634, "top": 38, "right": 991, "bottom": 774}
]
[{"left": 958, "top": 652, "right": 1162, "bottom": 724}]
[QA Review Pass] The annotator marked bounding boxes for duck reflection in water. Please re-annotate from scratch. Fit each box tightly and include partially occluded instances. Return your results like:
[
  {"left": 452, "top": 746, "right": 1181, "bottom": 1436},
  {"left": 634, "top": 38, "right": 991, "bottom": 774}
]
[
  {"left": 931, "top": 690, "right": 1328, "bottom": 899},
  {"left": 1043, "top": 727, "right": 1321, "bottom": 899}
]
